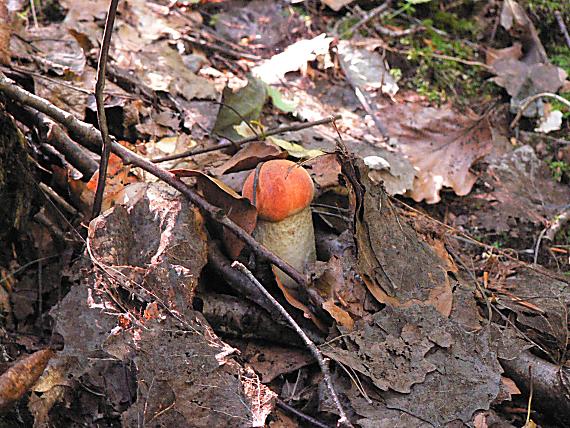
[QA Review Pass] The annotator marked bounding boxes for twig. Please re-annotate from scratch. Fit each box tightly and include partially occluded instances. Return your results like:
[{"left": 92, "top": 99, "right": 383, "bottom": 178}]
[
  {"left": 555, "top": 11, "right": 570, "bottom": 50},
  {"left": 0, "top": 70, "right": 308, "bottom": 290},
  {"left": 151, "top": 115, "right": 342, "bottom": 163},
  {"left": 231, "top": 261, "right": 353, "bottom": 428},
  {"left": 182, "top": 35, "right": 261, "bottom": 61},
  {"left": 520, "top": 130, "right": 570, "bottom": 146},
  {"left": 544, "top": 208, "right": 570, "bottom": 241},
  {"left": 533, "top": 227, "right": 548, "bottom": 265},
  {"left": 39, "top": 183, "right": 78, "bottom": 217},
  {"left": 348, "top": 1, "right": 391, "bottom": 35},
  {"left": 525, "top": 366, "right": 534, "bottom": 426},
  {"left": 92, "top": 0, "right": 120, "bottom": 220},
  {"left": 29, "top": 0, "right": 38, "bottom": 28},
  {"left": 510, "top": 92, "right": 570, "bottom": 129},
  {"left": 374, "top": 24, "right": 422, "bottom": 38},
  {"left": 276, "top": 398, "right": 332, "bottom": 428},
  {"left": 22, "top": 107, "right": 99, "bottom": 177}
]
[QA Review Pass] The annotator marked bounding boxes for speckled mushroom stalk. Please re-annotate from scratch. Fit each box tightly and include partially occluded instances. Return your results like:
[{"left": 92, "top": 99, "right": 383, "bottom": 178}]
[{"left": 242, "top": 159, "right": 316, "bottom": 289}]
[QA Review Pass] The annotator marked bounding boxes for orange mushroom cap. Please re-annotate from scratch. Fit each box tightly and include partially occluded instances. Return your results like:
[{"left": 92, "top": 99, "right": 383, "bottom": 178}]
[{"left": 242, "top": 160, "right": 314, "bottom": 222}]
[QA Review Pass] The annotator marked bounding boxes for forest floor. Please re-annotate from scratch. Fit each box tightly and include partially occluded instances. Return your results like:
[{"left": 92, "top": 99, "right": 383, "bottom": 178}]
[{"left": 0, "top": 1, "right": 570, "bottom": 427}]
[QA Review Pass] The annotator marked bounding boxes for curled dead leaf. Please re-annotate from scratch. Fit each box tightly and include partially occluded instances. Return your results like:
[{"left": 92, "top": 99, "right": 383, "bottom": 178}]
[
  {"left": 213, "top": 141, "right": 287, "bottom": 175},
  {"left": 0, "top": 349, "right": 55, "bottom": 411},
  {"left": 322, "top": 300, "right": 354, "bottom": 331},
  {"left": 171, "top": 169, "right": 257, "bottom": 259}
]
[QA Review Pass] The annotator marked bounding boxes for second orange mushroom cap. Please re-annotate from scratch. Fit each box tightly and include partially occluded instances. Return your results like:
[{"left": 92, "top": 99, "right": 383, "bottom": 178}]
[{"left": 242, "top": 159, "right": 314, "bottom": 222}]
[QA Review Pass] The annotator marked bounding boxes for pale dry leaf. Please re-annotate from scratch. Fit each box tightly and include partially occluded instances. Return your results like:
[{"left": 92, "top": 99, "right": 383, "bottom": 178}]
[
  {"left": 322, "top": 0, "right": 355, "bottom": 12},
  {"left": 253, "top": 34, "right": 334, "bottom": 85},
  {"left": 375, "top": 99, "right": 494, "bottom": 203}
]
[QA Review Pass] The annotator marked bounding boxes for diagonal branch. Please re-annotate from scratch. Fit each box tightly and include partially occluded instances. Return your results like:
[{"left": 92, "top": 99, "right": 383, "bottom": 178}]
[{"left": 0, "top": 70, "right": 307, "bottom": 289}]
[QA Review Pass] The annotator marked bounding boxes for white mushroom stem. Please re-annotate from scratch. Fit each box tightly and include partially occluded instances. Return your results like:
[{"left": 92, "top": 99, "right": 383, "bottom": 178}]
[{"left": 254, "top": 206, "right": 316, "bottom": 289}]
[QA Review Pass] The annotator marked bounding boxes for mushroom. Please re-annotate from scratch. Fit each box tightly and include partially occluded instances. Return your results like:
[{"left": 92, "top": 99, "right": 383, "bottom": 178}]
[{"left": 242, "top": 159, "right": 316, "bottom": 289}]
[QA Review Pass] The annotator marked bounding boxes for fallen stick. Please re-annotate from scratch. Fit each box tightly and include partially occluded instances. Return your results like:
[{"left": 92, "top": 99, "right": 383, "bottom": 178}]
[
  {"left": 0, "top": 70, "right": 308, "bottom": 290},
  {"left": 232, "top": 261, "right": 353, "bottom": 428},
  {"left": 500, "top": 350, "right": 570, "bottom": 426}
]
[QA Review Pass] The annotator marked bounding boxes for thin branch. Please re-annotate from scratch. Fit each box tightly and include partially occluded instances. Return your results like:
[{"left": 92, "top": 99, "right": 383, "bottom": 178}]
[
  {"left": 276, "top": 398, "right": 332, "bottom": 428},
  {"left": 151, "top": 115, "right": 342, "bottom": 163},
  {"left": 0, "top": 70, "right": 308, "bottom": 289},
  {"left": 22, "top": 107, "right": 99, "bottom": 177},
  {"left": 511, "top": 92, "right": 570, "bottom": 129},
  {"left": 182, "top": 35, "right": 261, "bottom": 61},
  {"left": 231, "top": 261, "right": 353, "bottom": 428},
  {"left": 545, "top": 208, "right": 570, "bottom": 242},
  {"left": 92, "top": 0, "right": 120, "bottom": 219},
  {"left": 348, "top": 1, "right": 391, "bottom": 35}
]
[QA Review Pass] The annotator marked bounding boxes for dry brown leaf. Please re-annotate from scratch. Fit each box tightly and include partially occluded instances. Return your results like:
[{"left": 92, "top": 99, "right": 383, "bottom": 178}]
[
  {"left": 69, "top": 152, "right": 137, "bottom": 215},
  {"left": 171, "top": 169, "right": 257, "bottom": 259},
  {"left": 501, "top": 376, "right": 521, "bottom": 396},
  {"left": 322, "top": 0, "right": 355, "bottom": 12},
  {"left": 376, "top": 97, "right": 494, "bottom": 203},
  {"left": 239, "top": 366, "right": 277, "bottom": 427},
  {"left": 243, "top": 342, "right": 313, "bottom": 383},
  {"left": 214, "top": 141, "right": 287, "bottom": 175},
  {"left": 343, "top": 157, "right": 454, "bottom": 317},
  {"left": 486, "top": 43, "right": 523, "bottom": 67},
  {"left": 322, "top": 300, "right": 354, "bottom": 331},
  {"left": 273, "top": 267, "right": 327, "bottom": 332},
  {"left": 304, "top": 153, "right": 343, "bottom": 195},
  {"left": 0, "top": 349, "right": 55, "bottom": 411}
]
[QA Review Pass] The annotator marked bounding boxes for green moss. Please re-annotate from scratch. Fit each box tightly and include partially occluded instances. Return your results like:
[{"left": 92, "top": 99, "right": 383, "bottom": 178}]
[
  {"left": 399, "top": 27, "right": 491, "bottom": 106},
  {"left": 551, "top": 47, "right": 570, "bottom": 75}
]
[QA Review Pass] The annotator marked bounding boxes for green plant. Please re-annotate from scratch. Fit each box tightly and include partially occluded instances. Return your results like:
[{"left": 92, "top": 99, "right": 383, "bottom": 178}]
[
  {"left": 548, "top": 160, "right": 570, "bottom": 182},
  {"left": 389, "top": 0, "right": 433, "bottom": 20},
  {"left": 491, "top": 241, "right": 503, "bottom": 249}
]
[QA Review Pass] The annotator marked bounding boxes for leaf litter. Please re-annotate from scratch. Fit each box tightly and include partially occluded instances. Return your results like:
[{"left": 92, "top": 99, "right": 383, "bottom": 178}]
[{"left": 1, "top": 0, "right": 570, "bottom": 427}]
